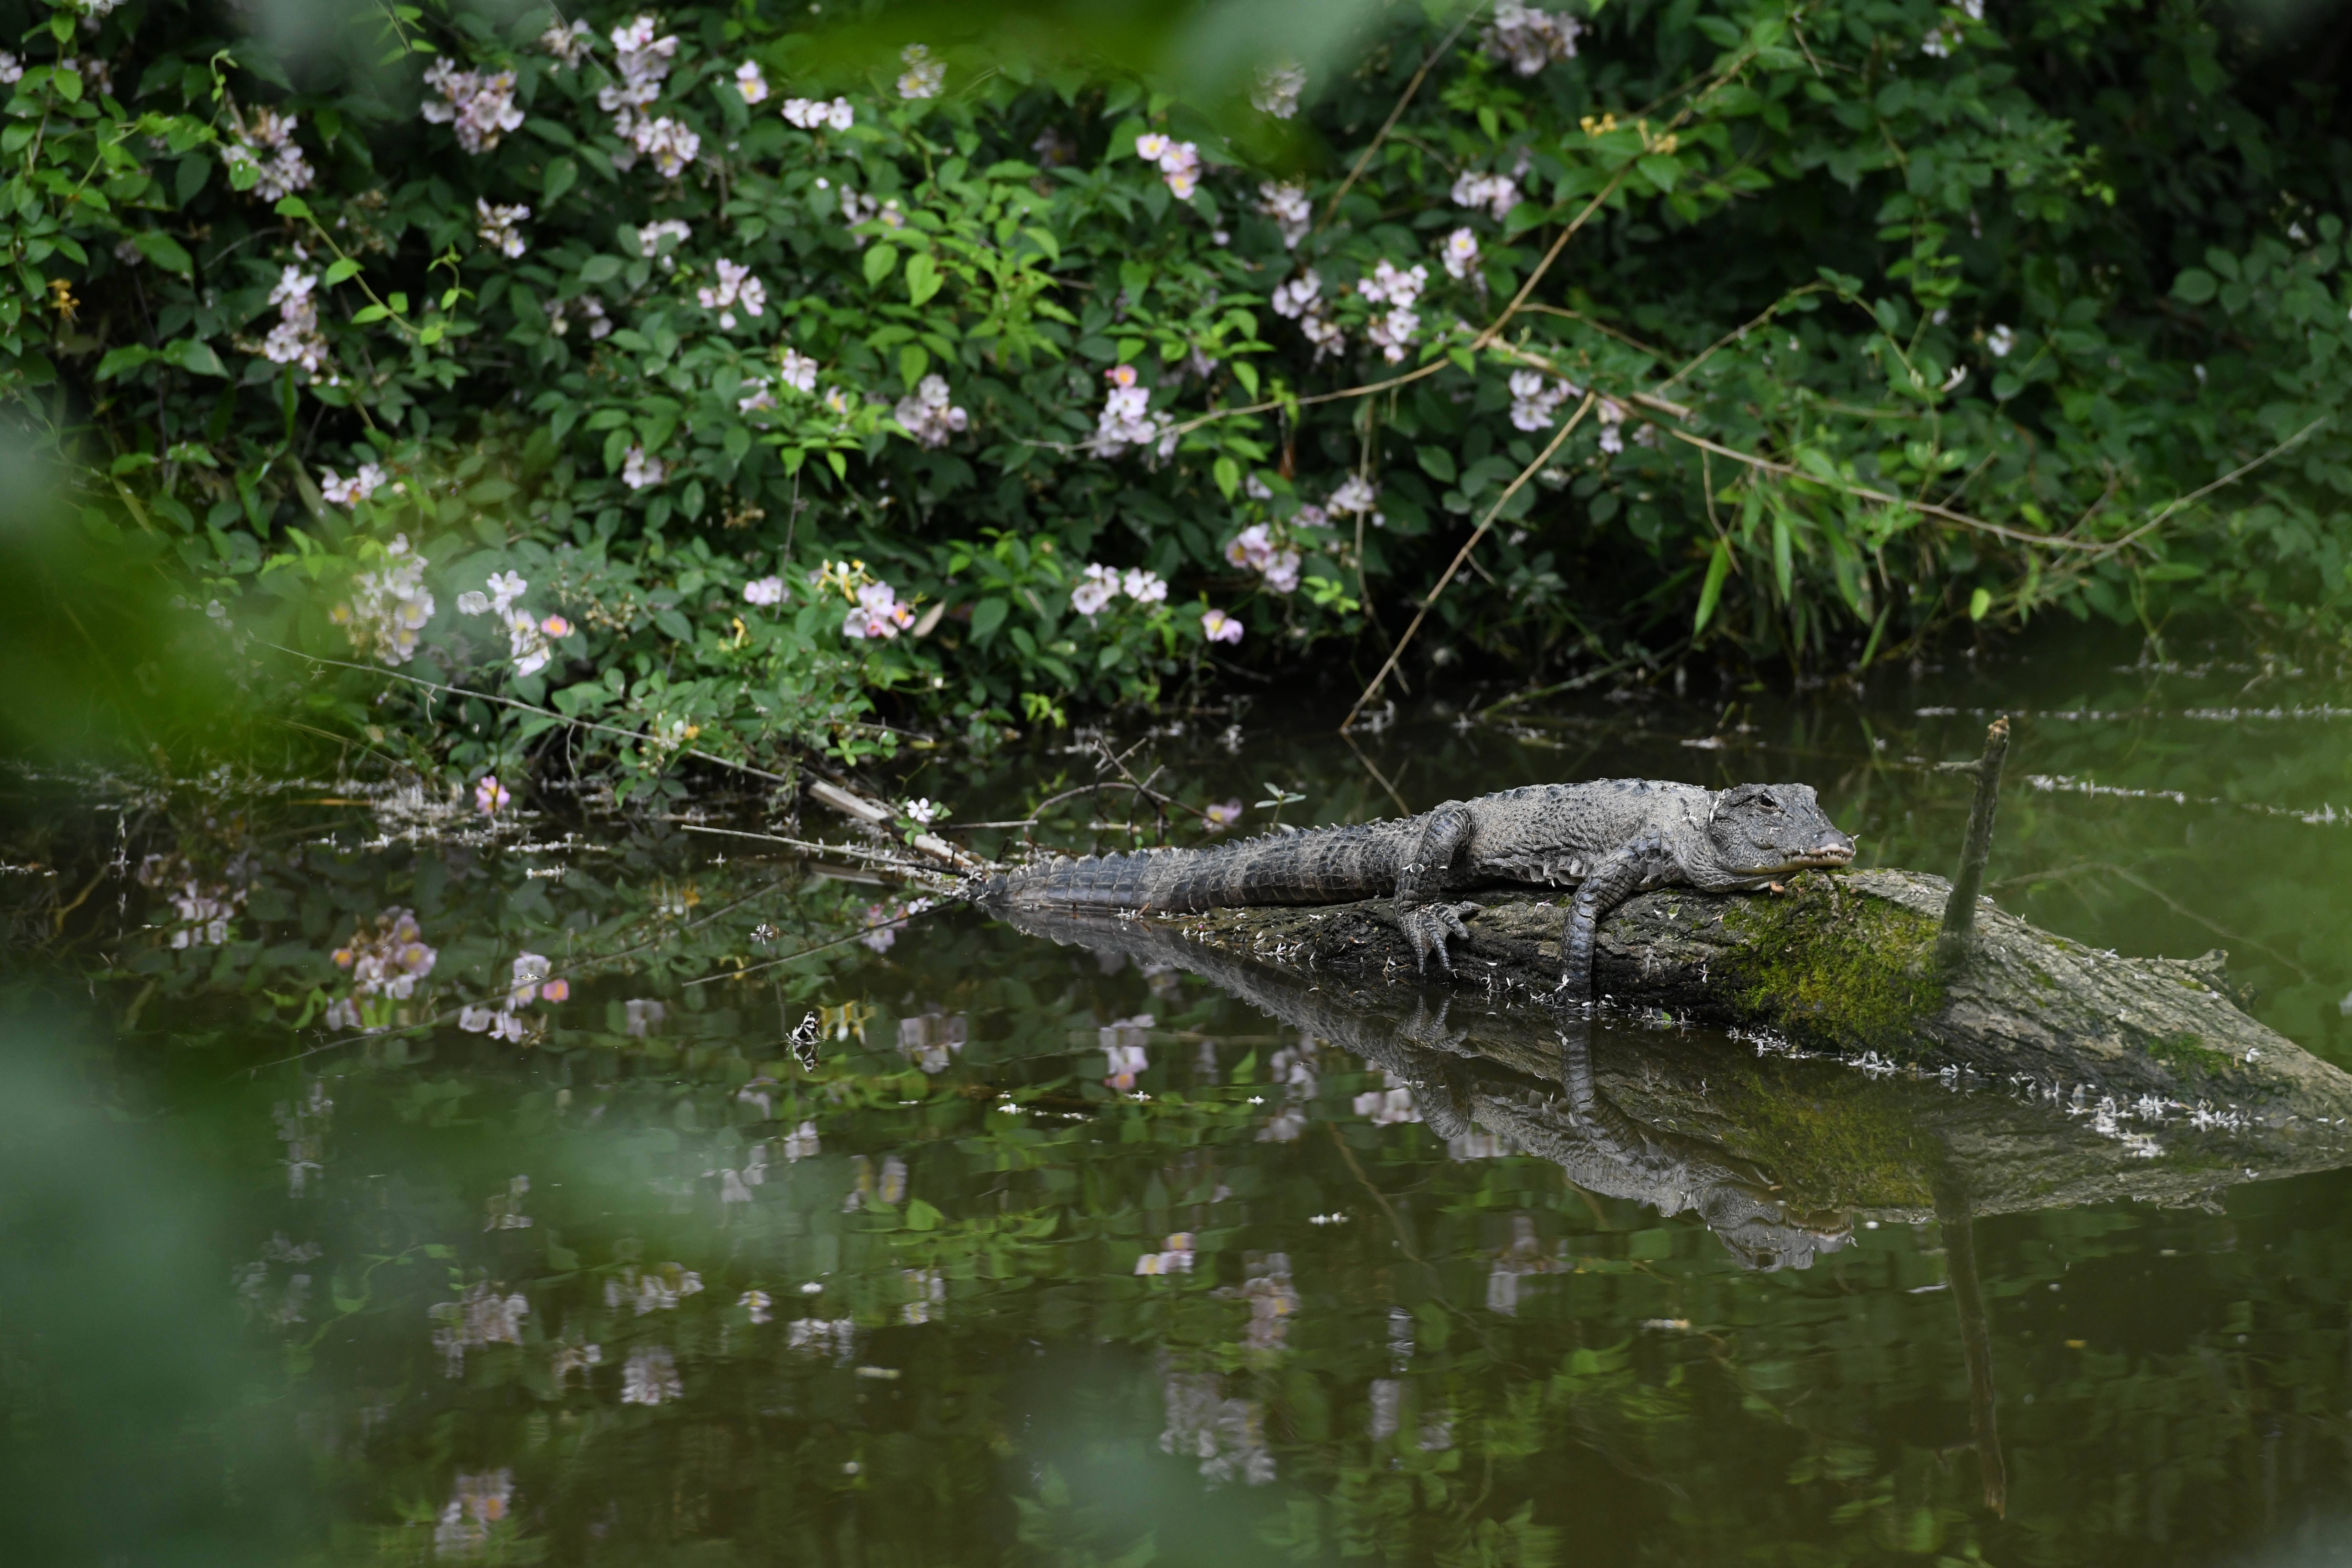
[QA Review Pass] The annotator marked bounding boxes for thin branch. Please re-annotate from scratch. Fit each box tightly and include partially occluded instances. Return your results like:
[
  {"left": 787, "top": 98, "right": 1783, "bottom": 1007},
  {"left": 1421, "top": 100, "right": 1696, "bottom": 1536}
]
[
  {"left": 1342, "top": 392, "right": 1597, "bottom": 729},
  {"left": 2090, "top": 415, "right": 2330, "bottom": 558},
  {"left": 1319, "top": 7, "right": 1485, "bottom": 230}
]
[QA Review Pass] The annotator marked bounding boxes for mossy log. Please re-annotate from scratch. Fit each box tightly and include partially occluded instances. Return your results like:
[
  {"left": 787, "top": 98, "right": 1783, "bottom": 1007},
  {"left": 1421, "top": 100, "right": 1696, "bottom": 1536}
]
[
  {"left": 1011, "top": 867, "right": 2352, "bottom": 1124},
  {"left": 997, "top": 871, "right": 2352, "bottom": 1228}
]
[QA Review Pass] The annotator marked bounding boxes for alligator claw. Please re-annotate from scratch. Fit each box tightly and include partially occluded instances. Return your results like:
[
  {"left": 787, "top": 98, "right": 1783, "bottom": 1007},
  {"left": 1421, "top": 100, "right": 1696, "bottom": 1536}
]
[{"left": 1397, "top": 902, "right": 1483, "bottom": 974}]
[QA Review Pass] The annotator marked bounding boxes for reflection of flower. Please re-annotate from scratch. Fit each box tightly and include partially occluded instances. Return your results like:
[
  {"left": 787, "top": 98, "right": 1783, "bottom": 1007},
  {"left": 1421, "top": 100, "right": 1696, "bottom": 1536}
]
[
  {"left": 620, "top": 1345, "right": 682, "bottom": 1405},
  {"left": 1101, "top": 1013, "right": 1153, "bottom": 1089}
]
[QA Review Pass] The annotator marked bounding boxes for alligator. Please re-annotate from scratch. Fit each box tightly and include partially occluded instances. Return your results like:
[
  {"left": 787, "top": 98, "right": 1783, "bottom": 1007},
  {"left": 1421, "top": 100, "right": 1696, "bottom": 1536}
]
[{"left": 982, "top": 779, "right": 1857, "bottom": 1005}]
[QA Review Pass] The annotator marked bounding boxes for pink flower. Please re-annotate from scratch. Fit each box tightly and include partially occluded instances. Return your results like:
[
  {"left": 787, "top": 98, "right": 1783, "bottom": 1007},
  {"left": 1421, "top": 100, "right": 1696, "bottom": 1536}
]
[
  {"left": 1201, "top": 609, "right": 1244, "bottom": 644},
  {"left": 1205, "top": 800, "right": 1243, "bottom": 832},
  {"left": 540, "top": 614, "right": 572, "bottom": 637},
  {"left": 475, "top": 775, "right": 510, "bottom": 814},
  {"left": 540, "top": 978, "right": 570, "bottom": 1002},
  {"left": 744, "top": 575, "right": 786, "bottom": 607}
]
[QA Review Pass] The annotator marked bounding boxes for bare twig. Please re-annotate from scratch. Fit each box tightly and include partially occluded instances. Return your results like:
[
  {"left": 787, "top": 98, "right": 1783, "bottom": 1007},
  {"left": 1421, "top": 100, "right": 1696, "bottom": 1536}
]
[
  {"left": 1319, "top": 7, "right": 1484, "bottom": 229},
  {"left": 1342, "top": 392, "right": 1597, "bottom": 729}
]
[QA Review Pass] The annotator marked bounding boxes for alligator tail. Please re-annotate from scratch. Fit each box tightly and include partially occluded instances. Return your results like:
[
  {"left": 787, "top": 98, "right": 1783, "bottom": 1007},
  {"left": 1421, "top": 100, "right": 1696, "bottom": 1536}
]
[{"left": 986, "top": 823, "right": 1406, "bottom": 913}]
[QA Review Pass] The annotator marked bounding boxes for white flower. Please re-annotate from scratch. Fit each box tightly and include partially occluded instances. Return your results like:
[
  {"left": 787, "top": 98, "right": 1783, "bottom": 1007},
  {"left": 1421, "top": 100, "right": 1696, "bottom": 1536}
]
[
  {"left": 740, "top": 1289, "right": 773, "bottom": 1324},
  {"left": 777, "top": 348, "right": 819, "bottom": 393},
  {"left": 1256, "top": 182, "right": 1311, "bottom": 249},
  {"left": 696, "top": 258, "right": 767, "bottom": 329},
  {"left": 1269, "top": 270, "right": 1322, "bottom": 319},
  {"left": 630, "top": 116, "right": 702, "bottom": 178},
  {"left": 1450, "top": 171, "right": 1520, "bottom": 222},
  {"left": 220, "top": 106, "right": 313, "bottom": 203},
  {"left": 1122, "top": 568, "right": 1169, "bottom": 604},
  {"left": 783, "top": 1121, "right": 821, "bottom": 1160},
  {"left": 538, "top": 19, "right": 593, "bottom": 67},
  {"left": 635, "top": 219, "right": 691, "bottom": 262},
  {"left": 782, "top": 96, "right": 854, "bottom": 130},
  {"left": 622, "top": 445, "right": 666, "bottom": 490},
  {"left": 1596, "top": 396, "right": 1626, "bottom": 454},
  {"left": 329, "top": 535, "right": 435, "bottom": 666},
  {"left": 1252, "top": 62, "right": 1307, "bottom": 118},
  {"left": 0, "top": 54, "right": 20, "bottom": 87},
  {"left": 1441, "top": 226, "right": 1481, "bottom": 280},
  {"left": 892, "top": 374, "right": 970, "bottom": 447},
  {"left": 896, "top": 43, "right": 945, "bottom": 99},
  {"left": 421, "top": 59, "right": 525, "bottom": 154},
  {"left": 1507, "top": 369, "right": 1578, "bottom": 431},
  {"left": 545, "top": 295, "right": 611, "bottom": 340},
  {"left": 1481, "top": 2, "right": 1582, "bottom": 74},
  {"left": 744, "top": 576, "right": 786, "bottom": 607},
  {"left": 474, "top": 197, "right": 530, "bottom": 260},
  {"left": 484, "top": 572, "right": 527, "bottom": 614},
  {"left": 904, "top": 798, "right": 946, "bottom": 825},
  {"left": 1090, "top": 364, "right": 1167, "bottom": 457},
  {"left": 734, "top": 61, "right": 769, "bottom": 104},
  {"left": 1071, "top": 563, "right": 1119, "bottom": 618},
  {"left": 843, "top": 581, "right": 914, "bottom": 640},
  {"left": 1987, "top": 324, "right": 2016, "bottom": 357},
  {"left": 1136, "top": 132, "right": 1170, "bottom": 162},
  {"left": 1202, "top": 608, "right": 1244, "bottom": 644},
  {"left": 320, "top": 463, "right": 386, "bottom": 506},
  {"left": 1327, "top": 476, "right": 1379, "bottom": 517},
  {"left": 260, "top": 264, "right": 328, "bottom": 375}
]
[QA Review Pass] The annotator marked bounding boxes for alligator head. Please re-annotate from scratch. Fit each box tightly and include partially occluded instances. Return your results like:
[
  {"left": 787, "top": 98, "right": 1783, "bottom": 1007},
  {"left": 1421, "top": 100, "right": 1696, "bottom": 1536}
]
[{"left": 1703, "top": 782, "right": 1856, "bottom": 884}]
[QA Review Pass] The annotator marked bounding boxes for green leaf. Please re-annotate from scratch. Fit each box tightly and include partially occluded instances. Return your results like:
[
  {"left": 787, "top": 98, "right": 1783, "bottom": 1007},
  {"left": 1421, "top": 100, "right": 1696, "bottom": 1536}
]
[
  {"left": 2170, "top": 268, "right": 2217, "bottom": 305},
  {"left": 542, "top": 156, "right": 577, "bottom": 205},
  {"left": 864, "top": 244, "right": 900, "bottom": 288},
  {"left": 168, "top": 339, "right": 228, "bottom": 377},
  {"left": 970, "top": 596, "right": 1009, "bottom": 643},
  {"left": 1968, "top": 586, "right": 1992, "bottom": 621},
  {"left": 904, "top": 250, "right": 942, "bottom": 306},
  {"left": 1770, "top": 510, "right": 1794, "bottom": 600},
  {"left": 352, "top": 304, "right": 390, "bottom": 324},
  {"left": 1693, "top": 537, "right": 1733, "bottom": 634},
  {"left": 273, "top": 195, "right": 313, "bottom": 222},
  {"left": 1213, "top": 455, "right": 1240, "bottom": 499},
  {"left": 323, "top": 257, "right": 361, "bottom": 285},
  {"left": 95, "top": 345, "right": 157, "bottom": 382},
  {"left": 1636, "top": 154, "right": 1680, "bottom": 192},
  {"left": 1416, "top": 445, "right": 1457, "bottom": 484},
  {"left": 899, "top": 343, "right": 930, "bottom": 387},
  {"left": 131, "top": 231, "right": 194, "bottom": 276},
  {"left": 1232, "top": 360, "right": 1260, "bottom": 397},
  {"left": 579, "top": 255, "right": 622, "bottom": 285}
]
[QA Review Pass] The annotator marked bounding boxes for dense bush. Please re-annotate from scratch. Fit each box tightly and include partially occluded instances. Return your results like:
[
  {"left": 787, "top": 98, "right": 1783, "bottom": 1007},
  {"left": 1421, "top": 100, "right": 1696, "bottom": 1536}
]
[{"left": 5, "top": 0, "right": 2350, "bottom": 782}]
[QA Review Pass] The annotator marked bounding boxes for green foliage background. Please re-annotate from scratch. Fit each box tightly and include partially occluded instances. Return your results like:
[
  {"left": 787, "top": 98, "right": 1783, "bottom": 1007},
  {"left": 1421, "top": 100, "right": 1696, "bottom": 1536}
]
[{"left": 5, "top": 0, "right": 2351, "bottom": 777}]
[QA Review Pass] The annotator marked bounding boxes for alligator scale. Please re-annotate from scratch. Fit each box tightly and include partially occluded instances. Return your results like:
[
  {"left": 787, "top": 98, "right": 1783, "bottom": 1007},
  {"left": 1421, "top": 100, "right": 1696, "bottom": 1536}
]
[{"left": 983, "top": 779, "right": 1858, "bottom": 1003}]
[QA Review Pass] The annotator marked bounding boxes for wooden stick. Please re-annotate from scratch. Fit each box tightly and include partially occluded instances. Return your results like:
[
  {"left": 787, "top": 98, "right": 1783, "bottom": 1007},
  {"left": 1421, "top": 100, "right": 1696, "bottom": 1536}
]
[{"left": 1937, "top": 716, "right": 2009, "bottom": 966}]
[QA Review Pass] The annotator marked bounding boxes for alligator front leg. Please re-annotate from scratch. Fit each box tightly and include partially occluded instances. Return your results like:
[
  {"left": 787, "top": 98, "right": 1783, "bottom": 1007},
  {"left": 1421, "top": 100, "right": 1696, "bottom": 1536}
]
[
  {"left": 1393, "top": 800, "right": 1482, "bottom": 973},
  {"left": 1555, "top": 829, "right": 1672, "bottom": 1008}
]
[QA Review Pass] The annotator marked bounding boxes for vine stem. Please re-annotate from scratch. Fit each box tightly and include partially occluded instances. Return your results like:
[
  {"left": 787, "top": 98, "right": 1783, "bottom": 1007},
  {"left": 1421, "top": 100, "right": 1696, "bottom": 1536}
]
[
  {"left": 1340, "top": 391, "right": 1597, "bottom": 730},
  {"left": 1317, "top": 6, "right": 1485, "bottom": 230}
]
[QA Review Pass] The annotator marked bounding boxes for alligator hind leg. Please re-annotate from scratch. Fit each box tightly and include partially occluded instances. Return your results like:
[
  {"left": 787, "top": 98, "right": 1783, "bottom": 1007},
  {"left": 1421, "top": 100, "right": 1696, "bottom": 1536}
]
[{"left": 1393, "top": 800, "right": 1481, "bottom": 973}]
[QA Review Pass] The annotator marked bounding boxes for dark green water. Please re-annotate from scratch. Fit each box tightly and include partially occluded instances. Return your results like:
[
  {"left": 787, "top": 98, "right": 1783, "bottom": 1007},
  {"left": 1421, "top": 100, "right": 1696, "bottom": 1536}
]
[{"left": 7, "top": 639, "right": 2352, "bottom": 1567}]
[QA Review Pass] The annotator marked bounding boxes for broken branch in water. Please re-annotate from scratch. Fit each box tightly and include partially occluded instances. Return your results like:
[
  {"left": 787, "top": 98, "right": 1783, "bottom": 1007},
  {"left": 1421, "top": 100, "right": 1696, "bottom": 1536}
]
[{"left": 1938, "top": 715, "right": 2010, "bottom": 967}]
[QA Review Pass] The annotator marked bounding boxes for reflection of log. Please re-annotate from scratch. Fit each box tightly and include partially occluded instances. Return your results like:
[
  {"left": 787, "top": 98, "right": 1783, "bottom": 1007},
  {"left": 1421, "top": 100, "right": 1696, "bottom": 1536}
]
[
  {"left": 1068, "top": 867, "right": 2352, "bottom": 1119},
  {"left": 997, "top": 889, "right": 2352, "bottom": 1226}
]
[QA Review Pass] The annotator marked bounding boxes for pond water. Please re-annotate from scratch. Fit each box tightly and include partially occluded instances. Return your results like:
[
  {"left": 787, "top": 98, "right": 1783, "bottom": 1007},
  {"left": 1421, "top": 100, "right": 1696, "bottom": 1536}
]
[{"left": 6, "top": 633, "right": 2352, "bottom": 1567}]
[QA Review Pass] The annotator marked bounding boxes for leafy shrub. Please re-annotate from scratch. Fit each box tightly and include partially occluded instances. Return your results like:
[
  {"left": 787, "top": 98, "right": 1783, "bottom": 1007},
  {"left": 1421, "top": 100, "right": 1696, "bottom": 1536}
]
[{"left": 5, "top": 0, "right": 2350, "bottom": 778}]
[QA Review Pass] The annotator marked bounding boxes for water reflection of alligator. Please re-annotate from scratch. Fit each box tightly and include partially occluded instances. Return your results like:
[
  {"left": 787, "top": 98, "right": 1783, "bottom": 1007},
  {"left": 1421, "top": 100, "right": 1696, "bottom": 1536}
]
[
  {"left": 1004, "top": 903, "right": 1853, "bottom": 1270},
  {"left": 997, "top": 902, "right": 2352, "bottom": 1233}
]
